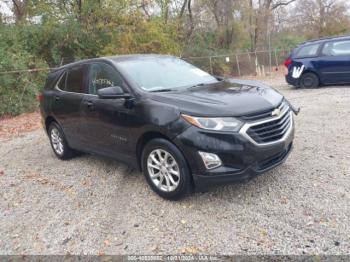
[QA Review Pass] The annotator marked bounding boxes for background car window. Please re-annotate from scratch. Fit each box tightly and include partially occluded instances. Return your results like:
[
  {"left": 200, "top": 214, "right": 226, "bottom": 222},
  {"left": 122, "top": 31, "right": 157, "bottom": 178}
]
[
  {"left": 65, "top": 66, "right": 85, "bottom": 93},
  {"left": 57, "top": 72, "right": 67, "bottom": 90},
  {"left": 89, "top": 63, "right": 123, "bottom": 95},
  {"left": 322, "top": 40, "right": 350, "bottom": 56},
  {"left": 295, "top": 44, "right": 320, "bottom": 58}
]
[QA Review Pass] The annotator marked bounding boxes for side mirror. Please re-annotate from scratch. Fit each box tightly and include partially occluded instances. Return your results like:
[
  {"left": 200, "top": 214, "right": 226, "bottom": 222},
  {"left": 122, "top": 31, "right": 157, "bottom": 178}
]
[{"left": 97, "top": 86, "right": 131, "bottom": 99}]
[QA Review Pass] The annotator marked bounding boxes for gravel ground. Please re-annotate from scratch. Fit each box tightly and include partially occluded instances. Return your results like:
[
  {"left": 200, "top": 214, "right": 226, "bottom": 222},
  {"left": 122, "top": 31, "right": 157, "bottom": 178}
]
[{"left": 1, "top": 78, "right": 350, "bottom": 255}]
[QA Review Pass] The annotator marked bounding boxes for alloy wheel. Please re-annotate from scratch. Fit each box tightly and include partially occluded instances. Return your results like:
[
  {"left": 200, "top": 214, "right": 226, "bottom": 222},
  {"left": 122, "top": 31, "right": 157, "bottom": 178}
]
[
  {"left": 50, "top": 127, "right": 64, "bottom": 155},
  {"left": 147, "top": 149, "right": 180, "bottom": 192}
]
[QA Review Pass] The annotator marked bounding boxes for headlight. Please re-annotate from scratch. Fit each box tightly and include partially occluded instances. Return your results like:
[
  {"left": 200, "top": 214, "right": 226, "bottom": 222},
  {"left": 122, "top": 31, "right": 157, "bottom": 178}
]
[{"left": 181, "top": 114, "right": 243, "bottom": 132}]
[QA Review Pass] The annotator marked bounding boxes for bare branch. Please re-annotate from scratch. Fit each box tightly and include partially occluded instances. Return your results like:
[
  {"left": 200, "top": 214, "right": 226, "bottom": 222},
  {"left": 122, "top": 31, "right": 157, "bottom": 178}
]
[
  {"left": 271, "top": 0, "right": 297, "bottom": 10},
  {"left": 179, "top": 0, "right": 188, "bottom": 18}
]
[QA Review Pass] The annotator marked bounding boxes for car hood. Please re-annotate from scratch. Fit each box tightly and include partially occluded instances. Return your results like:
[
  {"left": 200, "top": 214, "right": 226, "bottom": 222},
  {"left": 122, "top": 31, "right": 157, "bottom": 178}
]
[{"left": 149, "top": 79, "right": 283, "bottom": 117}]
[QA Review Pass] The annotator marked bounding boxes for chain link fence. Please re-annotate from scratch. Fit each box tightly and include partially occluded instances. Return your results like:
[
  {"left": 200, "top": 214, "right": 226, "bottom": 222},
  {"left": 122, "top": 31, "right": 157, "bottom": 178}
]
[
  {"left": 0, "top": 49, "right": 291, "bottom": 115},
  {"left": 0, "top": 49, "right": 292, "bottom": 77},
  {"left": 182, "top": 49, "right": 291, "bottom": 77}
]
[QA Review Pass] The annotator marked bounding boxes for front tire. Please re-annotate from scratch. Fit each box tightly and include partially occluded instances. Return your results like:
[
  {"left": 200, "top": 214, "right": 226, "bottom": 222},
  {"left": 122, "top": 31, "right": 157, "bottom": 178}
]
[
  {"left": 142, "top": 138, "right": 192, "bottom": 200},
  {"left": 300, "top": 72, "right": 319, "bottom": 88},
  {"left": 48, "top": 122, "right": 74, "bottom": 160}
]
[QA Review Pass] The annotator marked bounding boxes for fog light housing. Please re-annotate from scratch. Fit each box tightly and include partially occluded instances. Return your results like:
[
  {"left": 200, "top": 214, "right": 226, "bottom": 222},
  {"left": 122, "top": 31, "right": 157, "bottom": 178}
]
[{"left": 198, "top": 151, "right": 222, "bottom": 170}]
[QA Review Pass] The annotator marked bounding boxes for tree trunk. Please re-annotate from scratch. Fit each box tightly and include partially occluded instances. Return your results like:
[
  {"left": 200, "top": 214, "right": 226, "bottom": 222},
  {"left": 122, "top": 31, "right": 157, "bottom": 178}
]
[
  {"left": 179, "top": 0, "right": 188, "bottom": 18},
  {"left": 255, "top": 0, "right": 272, "bottom": 50},
  {"left": 11, "top": 0, "right": 28, "bottom": 23},
  {"left": 187, "top": 0, "right": 194, "bottom": 38},
  {"left": 249, "top": 0, "right": 255, "bottom": 51},
  {"left": 318, "top": 0, "right": 325, "bottom": 37}
]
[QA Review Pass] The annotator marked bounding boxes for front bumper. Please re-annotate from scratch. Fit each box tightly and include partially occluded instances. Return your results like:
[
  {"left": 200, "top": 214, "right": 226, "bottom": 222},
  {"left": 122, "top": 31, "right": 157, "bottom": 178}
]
[
  {"left": 191, "top": 142, "right": 293, "bottom": 189},
  {"left": 174, "top": 118, "right": 294, "bottom": 190}
]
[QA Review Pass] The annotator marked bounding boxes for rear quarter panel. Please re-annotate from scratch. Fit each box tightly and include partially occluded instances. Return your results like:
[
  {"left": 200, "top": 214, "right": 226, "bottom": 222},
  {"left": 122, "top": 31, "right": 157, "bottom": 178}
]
[{"left": 288, "top": 58, "right": 322, "bottom": 85}]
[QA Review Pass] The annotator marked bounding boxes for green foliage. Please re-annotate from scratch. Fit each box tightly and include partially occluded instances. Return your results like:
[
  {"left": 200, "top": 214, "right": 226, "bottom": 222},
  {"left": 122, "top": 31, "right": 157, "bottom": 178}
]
[
  {"left": 0, "top": 25, "right": 47, "bottom": 116},
  {"left": 18, "top": 21, "right": 108, "bottom": 67},
  {"left": 211, "top": 60, "right": 231, "bottom": 76},
  {"left": 273, "top": 34, "right": 307, "bottom": 50},
  {"left": 0, "top": 1, "right": 184, "bottom": 116},
  {"left": 0, "top": 6, "right": 296, "bottom": 117},
  {"left": 101, "top": 16, "right": 181, "bottom": 56}
]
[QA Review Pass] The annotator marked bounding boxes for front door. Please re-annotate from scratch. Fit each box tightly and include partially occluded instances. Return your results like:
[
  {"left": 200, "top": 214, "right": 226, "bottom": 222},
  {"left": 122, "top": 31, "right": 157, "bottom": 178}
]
[
  {"left": 318, "top": 40, "right": 350, "bottom": 84},
  {"left": 80, "top": 62, "right": 134, "bottom": 161}
]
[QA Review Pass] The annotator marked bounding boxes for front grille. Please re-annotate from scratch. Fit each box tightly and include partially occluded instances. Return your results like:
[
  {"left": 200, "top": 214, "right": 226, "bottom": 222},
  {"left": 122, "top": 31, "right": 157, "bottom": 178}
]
[
  {"left": 246, "top": 109, "right": 292, "bottom": 144},
  {"left": 241, "top": 101, "right": 288, "bottom": 122}
]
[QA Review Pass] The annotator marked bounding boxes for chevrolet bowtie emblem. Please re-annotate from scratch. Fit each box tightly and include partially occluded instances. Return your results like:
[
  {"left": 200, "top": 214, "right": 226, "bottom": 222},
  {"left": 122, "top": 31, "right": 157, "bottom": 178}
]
[{"left": 271, "top": 108, "right": 281, "bottom": 117}]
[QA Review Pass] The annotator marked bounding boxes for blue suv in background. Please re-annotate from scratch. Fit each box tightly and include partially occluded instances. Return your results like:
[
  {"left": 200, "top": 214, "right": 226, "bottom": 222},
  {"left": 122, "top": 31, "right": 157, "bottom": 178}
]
[{"left": 285, "top": 35, "right": 350, "bottom": 88}]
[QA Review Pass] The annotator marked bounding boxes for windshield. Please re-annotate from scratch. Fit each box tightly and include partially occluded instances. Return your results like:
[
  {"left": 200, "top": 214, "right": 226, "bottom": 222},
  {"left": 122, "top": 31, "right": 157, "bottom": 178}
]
[{"left": 117, "top": 57, "right": 218, "bottom": 91}]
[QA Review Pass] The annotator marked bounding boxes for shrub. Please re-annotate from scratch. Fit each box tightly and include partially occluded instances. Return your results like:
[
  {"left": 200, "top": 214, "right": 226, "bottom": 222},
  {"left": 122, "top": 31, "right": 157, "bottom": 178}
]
[{"left": 0, "top": 26, "right": 47, "bottom": 116}]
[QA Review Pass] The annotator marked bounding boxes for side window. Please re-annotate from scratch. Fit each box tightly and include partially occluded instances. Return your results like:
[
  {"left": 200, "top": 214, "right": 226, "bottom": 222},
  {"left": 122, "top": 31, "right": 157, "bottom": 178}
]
[
  {"left": 89, "top": 63, "right": 123, "bottom": 95},
  {"left": 57, "top": 72, "right": 67, "bottom": 90},
  {"left": 65, "top": 66, "right": 86, "bottom": 93},
  {"left": 322, "top": 40, "right": 350, "bottom": 56},
  {"left": 295, "top": 44, "right": 320, "bottom": 58}
]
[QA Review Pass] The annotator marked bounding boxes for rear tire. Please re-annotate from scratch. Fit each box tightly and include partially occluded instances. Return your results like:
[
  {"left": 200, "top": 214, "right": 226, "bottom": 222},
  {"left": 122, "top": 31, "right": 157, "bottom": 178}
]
[
  {"left": 300, "top": 72, "right": 319, "bottom": 88},
  {"left": 48, "top": 122, "right": 74, "bottom": 160},
  {"left": 142, "top": 138, "right": 192, "bottom": 200}
]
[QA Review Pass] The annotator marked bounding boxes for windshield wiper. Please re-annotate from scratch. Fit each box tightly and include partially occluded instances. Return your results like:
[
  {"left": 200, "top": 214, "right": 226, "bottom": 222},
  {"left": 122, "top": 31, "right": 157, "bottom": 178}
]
[
  {"left": 149, "top": 88, "right": 174, "bottom": 93},
  {"left": 188, "top": 79, "right": 224, "bottom": 89},
  {"left": 188, "top": 83, "right": 205, "bottom": 89}
]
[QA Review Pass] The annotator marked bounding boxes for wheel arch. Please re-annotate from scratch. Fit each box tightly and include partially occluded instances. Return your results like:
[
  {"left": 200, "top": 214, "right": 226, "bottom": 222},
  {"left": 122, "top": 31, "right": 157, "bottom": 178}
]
[
  {"left": 45, "top": 115, "right": 66, "bottom": 135},
  {"left": 45, "top": 115, "right": 57, "bottom": 134},
  {"left": 136, "top": 131, "right": 172, "bottom": 171},
  {"left": 301, "top": 69, "right": 321, "bottom": 85},
  {"left": 136, "top": 131, "right": 195, "bottom": 196},
  {"left": 136, "top": 131, "right": 192, "bottom": 176}
]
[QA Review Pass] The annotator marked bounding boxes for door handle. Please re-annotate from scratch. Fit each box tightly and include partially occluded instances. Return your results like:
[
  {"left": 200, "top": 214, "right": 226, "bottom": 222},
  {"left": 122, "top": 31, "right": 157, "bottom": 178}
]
[{"left": 84, "top": 100, "right": 94, "bottom": 110}]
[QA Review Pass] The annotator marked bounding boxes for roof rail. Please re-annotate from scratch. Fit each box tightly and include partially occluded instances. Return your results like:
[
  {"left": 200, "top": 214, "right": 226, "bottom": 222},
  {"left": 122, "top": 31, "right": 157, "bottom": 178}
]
[{"left": 301, "top": 34, "right": 350, "bottom": 45}]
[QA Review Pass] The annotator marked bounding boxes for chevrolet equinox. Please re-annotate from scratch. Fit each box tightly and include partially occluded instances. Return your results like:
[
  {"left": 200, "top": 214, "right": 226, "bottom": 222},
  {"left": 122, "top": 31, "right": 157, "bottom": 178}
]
[{"left": 40, "top": 55, "right": 298, "bottom": 200}]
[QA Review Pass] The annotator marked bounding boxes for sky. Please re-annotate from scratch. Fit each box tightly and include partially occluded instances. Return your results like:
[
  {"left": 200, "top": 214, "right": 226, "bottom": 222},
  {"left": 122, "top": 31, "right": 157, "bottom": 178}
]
[{"left": 0, "top": 1, "right": 11, "bottom": 16}]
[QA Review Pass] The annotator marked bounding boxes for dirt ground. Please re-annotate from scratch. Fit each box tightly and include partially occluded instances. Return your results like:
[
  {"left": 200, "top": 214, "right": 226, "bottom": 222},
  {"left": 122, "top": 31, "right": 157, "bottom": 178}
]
[
  {"left": 1, "top": 76, "right": 350, "bottom": 255},
  {"left": 0, "top": 112, "right": 41, "bottom": 140}
]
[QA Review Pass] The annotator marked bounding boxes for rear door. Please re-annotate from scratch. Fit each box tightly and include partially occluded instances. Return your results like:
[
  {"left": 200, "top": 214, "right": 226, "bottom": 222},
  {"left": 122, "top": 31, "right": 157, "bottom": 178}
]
[
  {"left": 317, "top": 40, "right": 350, "bottom": 84},
  {"left": 51, "top": 65, "right": 88, "bottom": 148}
]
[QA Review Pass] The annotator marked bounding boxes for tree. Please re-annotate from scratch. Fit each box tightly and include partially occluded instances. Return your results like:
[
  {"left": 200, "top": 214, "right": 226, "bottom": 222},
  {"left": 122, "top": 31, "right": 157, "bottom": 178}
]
[
  {"left": 202, "top": 0, "right": 235, "bottom": 48},
  {"left": 292, "top": 0, "right": 350, "bottom": 38},
  {"left": 11, "top": 0, "right": 29, "bottom": 23},
  {"left": 253, "top": 0, "right": 297, "bottom": 50}
]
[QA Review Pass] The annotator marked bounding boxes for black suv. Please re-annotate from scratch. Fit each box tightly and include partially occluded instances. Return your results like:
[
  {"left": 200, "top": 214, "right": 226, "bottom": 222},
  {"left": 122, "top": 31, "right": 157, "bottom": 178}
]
[{"left": 40, "top": 55, "right": 297, "bottom": 200}]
